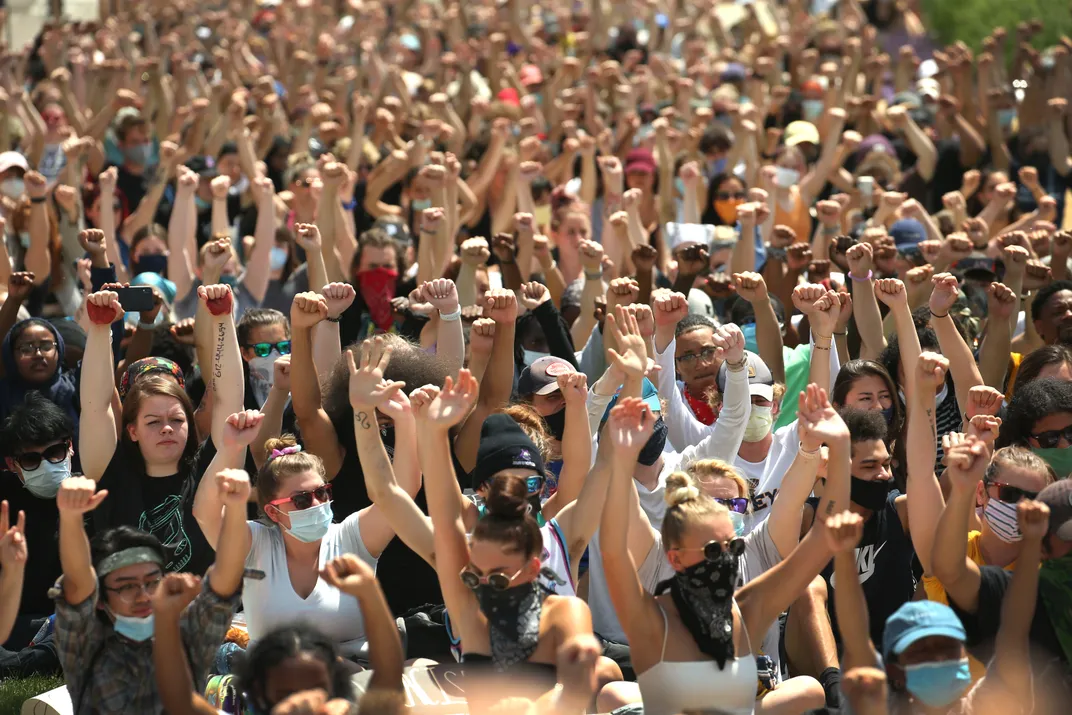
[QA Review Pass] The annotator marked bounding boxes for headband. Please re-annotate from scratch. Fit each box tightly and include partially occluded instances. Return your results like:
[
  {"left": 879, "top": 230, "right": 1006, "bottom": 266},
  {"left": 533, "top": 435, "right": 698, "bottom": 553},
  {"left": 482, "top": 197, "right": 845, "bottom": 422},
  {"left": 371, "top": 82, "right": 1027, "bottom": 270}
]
[
  {"left": 96, "top": 546, "right": 164, "bottom": 578},
  {"left": 269, "top": 445, "right": 302, "bottom": 461}
]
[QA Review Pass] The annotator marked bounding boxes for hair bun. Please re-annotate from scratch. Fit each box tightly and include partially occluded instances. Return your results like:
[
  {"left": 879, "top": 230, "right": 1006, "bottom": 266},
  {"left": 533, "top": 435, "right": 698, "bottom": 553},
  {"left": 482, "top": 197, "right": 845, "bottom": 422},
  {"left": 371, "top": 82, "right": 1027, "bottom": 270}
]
[
  {"left": 484, "top": 474, "right": 531, "bottom": 520},
  {"left": 263, "top": 434, "right": 300, "bottom": 455},
  {"left": 664, "top": 472, "right": 701, "bottom": 508}
]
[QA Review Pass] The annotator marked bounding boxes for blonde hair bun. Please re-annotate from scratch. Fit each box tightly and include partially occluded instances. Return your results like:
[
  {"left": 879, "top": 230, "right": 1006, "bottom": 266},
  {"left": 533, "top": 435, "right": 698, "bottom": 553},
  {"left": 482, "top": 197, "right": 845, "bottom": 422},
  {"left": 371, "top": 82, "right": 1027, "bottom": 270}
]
[{"left": 664, "top": 472, "right": 701, "bottom": 507}]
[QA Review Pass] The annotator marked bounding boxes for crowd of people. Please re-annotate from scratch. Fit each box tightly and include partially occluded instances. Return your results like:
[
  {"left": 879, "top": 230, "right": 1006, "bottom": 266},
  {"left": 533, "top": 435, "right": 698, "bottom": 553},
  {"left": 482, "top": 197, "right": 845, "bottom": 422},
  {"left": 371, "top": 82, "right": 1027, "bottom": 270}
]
[{"left": 0, "top": 0, "right": 1071, "bottom": 713}]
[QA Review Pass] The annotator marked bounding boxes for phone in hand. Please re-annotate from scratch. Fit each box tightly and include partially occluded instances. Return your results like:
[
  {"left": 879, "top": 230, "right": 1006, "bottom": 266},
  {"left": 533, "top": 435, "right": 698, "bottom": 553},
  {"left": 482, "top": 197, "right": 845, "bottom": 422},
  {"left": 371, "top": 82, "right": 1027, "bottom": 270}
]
[{"left": 114, "top": 286, "right": 155, "bottom": 313}]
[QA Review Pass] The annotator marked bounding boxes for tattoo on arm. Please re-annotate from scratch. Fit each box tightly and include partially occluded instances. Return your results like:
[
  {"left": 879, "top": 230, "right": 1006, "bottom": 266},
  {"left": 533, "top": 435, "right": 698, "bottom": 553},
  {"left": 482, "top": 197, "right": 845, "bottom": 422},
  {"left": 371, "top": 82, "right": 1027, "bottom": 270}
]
[
  {"left": 925, "top": 407, "right": 936, "bottom": 443},
  {"left": 825, "top": 500, "right": 836, "bottom": 516},
  {"left": 356, "top": 412, "right": 372, "bottom": 430}
]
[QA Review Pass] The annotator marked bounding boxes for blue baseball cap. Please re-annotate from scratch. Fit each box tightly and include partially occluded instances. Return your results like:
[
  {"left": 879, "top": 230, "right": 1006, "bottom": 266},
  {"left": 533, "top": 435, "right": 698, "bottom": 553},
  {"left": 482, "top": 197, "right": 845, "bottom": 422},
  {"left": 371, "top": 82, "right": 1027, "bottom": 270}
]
[
  {"left": 882, "top": 601, "right": 965, "bottom": 660},
  {"left": 603, "top": 378, "right": 662, "bottom": 423},
  {"left": 890, "top": 219, "right": 926, "bottom": 251}
]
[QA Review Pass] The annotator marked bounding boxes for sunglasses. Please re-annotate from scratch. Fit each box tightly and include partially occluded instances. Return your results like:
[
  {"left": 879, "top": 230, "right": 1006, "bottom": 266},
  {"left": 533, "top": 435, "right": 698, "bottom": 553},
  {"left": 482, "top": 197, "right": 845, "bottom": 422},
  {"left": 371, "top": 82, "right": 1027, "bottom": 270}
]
[
  {"left": 15, "top": 441, "right": 70, "bottom": 471},
  {"left": 525, "top": 476, "right": 543, "bottom": 495},
  {"left": 1030, "top": 425, "right": 1072, "bottom": 449},
  {"left": 984, "top": 480, "right": 1039, "bottom": 504},
  {"left": 673, "top": 537, "right": 746, "bottom": 561},
  {"left": 245, "top": 341, "right": 292, "bottom": 358},
  {"left": 716, "top": 191, "right": 746, "bottom": 201},
  {"left": 714, "top": 497, "right": 750, "bottom": 514},
  {"left": 268, "top": 483, "right": 332, "bottom": 511},
  {"left": 459, "top": 566, "right": 524, "bottom": 591}
]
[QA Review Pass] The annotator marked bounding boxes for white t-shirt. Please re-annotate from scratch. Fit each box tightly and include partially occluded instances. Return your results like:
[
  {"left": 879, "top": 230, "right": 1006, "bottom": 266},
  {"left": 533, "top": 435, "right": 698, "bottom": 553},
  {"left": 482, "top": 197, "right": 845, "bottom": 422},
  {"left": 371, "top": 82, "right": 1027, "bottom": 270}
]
[
  {"left": 242, "top": 512, "right": 377, "bottom": 657},
  {"left": 733, "top": 421, "right": 803, "bottom": 533}
]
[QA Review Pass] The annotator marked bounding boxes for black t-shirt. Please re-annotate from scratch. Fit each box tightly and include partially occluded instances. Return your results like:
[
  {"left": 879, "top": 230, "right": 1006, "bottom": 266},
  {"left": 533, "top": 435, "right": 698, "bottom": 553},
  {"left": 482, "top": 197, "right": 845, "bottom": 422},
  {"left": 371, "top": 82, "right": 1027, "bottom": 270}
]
[
  {"left": 0, "top": 474, "right": 61, "bottom": 617},
  {"left": 92, "top": 441, "right": 216, "bottom": 576},
  {"left": 820, "top": 491, "right": 916, "bottom": 648},
  {"left": 114, "top": 164, "right": 150, "bottom": 214}
]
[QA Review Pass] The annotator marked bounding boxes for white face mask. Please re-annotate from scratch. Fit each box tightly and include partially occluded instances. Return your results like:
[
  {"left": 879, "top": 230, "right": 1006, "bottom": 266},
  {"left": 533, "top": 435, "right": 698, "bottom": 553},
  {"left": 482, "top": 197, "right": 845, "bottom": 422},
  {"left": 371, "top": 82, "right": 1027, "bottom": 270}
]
[
  {"left": 0, "top": 178, "right": 24, "bottom": 199},
  {"left": 522, "top": 349, "right": 550, "bottom": 367},
  {"left": 230, "top": 175, "right": 250, "bottom": 196},
  {"left": 774, "top": 167, "right": 800, "bottom": 188},
  {"left": 22, "top": 454, "right": 71, "bottom": 498},
  {"left": 248, "top": 353, "right": 280, "bottom": 407},
  {"left": 743, "top": 404, "right": 774, "bottom": 442},
  {"left": 982, "top": 498, "right": 1022, "bottom": 543}
]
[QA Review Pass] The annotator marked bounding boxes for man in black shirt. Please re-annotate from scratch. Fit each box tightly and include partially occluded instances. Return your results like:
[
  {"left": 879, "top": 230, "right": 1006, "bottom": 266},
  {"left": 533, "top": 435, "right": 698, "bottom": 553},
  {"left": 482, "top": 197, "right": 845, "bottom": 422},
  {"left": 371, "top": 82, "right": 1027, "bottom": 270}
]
[
  {"left": 112, "top": 112, "right": 154, "bottom": 213},
  {"left": 0, "top": 393, "right": 74, "bottom": 674}
]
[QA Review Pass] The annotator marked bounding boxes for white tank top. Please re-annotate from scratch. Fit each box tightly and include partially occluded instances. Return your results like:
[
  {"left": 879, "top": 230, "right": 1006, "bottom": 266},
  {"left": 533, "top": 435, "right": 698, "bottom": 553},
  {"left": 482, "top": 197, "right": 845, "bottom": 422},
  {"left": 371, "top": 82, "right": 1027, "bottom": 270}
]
[{"left": 636, "top": 599, "right": 757, "bottom": 715}]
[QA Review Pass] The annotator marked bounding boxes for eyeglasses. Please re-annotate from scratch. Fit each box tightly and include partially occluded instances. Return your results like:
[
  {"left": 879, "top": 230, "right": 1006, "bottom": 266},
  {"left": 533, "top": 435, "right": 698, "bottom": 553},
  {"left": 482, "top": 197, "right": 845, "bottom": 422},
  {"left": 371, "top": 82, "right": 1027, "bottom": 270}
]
[
  {"left": 1030, "top": 425, "right": 1072, "bottom": 449},
  {"left": 672, "top": 537, "right": 746, "bottom": 562},
  {"left": 898, "top": 246, "right": 923, "bottom": 263},
  {"left": 245, "top": 340, "right": 292, "bottom": 358},
  {"left": 293, "top": 177, "right": 315, "bottom": 188},
  {"left": 459, "top": 566, "right": 524, "bottom": 591},
  {"left": 676, "top": 347, "right": 719, "bottom": 366},
  {"left": 984, "top": 480, "right": 1039, "bottom": 503},
  {"left": 714, "top": 497, "right": 750, "bottom": 514},
  {"left": 17, "top": 341, "right": 56, "bottom": 357},
  {"left": 104, "top": 575, "right": 163, "bottom": 603},
  {"left": 716, "top": 191, "right": 746, "bottom": 201},
  {"left": 15, "top": 441, "right": 69, "bottom": 471},
  {"left": 268, "top": 483, "right": 332, "bottom": 511},
  {"left": 525, "top": 476, "right": 543, "bottom": 495}
]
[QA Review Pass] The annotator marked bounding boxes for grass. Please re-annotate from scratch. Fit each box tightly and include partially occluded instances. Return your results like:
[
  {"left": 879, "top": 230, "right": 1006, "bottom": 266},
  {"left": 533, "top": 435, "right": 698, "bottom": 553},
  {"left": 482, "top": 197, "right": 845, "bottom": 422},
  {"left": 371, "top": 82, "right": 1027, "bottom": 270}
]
[
  {"left": 920, "top": 0, "right": 1072, "bottom": 53},
  {"left": 0, "top": 675, "right": 65, "bottom": 713}
]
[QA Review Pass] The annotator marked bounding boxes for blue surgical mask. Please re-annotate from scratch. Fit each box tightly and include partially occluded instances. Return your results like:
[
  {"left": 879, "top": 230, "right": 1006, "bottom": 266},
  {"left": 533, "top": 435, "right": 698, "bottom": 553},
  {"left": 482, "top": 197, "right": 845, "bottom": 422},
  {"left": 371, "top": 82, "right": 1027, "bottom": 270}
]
[
  {"left": 741, "top": 323, "right": 759, "bottom": 354},
  {"left": 18, "top": 231, "right": 31, "bottom": 249},
  {"left": 410, "top": 198, "right": 433, "bottom": 212},
  {"left": 0, "top": 178, "right": 24, "bottom": 199},
  {"left": 195, "top": 196, "right": 212, "bottom": 211},
  {"left": 903, "top": 658, "right": 971, "bottom": 707},
  {"left": 220, "top": 274, "right": 239, "bottom": 289},
  {"left": 112, "top": 612, "right": 155, "bottom": 642},
  {"left": 674, "top": 178, "right": 685, "bottom": 196},
  {"left": 729, "top": 510, "right": 745, "bottom": 537},
  {"left": 997, "top": 108, "right": 1017, "bottom": 129},
  {"left": 522, "top": 349, "right": 550, "bottom": 366},
  {"left": 802, "top": 99, "right": 824, "bottom": 121},
  {"left": 707, "top": 157, "right": 727, "bottom": 178},
  {"left": 21, "top": 454, "right": 71, "bottom": 498},
  {"left": 282, "top": 501, "right": 333, "bottom": 543},
  {"left": 133, "top": 254, "right": 169, "bottom": 276},
  {"left": 124, "top": 142, "right": 153, "bottom": 166},
  {"left": 881, "top": 405, "right": 896, "bottom": 425},
  {"left": 270, "top": 247, "right": 288, "bottom": 271}
]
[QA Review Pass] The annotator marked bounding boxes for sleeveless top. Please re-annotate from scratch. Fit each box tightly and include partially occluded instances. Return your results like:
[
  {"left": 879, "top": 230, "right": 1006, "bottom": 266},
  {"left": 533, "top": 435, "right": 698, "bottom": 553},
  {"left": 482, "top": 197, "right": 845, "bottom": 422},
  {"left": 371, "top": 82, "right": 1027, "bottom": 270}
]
[
  {"left": 772, "top": 185, "right": 812, "bottom": 244},
  {"left": 636, "top": 600, "right": 757, "bottom": 715}
]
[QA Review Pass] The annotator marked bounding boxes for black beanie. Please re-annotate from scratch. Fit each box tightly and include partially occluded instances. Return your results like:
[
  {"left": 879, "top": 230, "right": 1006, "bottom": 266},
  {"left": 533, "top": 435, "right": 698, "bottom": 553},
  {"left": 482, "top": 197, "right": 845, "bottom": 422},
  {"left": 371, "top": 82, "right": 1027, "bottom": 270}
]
[{"left": 471, "top": 413, "right": 545, "bottom": 489}]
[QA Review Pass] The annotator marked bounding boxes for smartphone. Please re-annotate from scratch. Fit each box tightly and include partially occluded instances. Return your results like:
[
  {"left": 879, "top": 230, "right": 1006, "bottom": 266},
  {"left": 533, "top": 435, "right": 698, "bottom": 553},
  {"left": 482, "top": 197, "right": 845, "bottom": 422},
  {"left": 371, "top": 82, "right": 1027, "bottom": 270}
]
[
  {"left": 857, "top": 175, "right": 874, "bottom": 197},
  {"left": 114, "top": 286, "right": 155, "bottom": 312}
]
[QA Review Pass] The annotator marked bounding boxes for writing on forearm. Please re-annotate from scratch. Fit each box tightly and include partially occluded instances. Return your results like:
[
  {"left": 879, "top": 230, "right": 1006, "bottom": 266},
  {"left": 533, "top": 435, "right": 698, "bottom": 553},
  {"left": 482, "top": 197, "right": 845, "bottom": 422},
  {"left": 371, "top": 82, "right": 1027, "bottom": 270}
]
[{"left": 213, "top": 323, "right": 224, "bottom": 390}]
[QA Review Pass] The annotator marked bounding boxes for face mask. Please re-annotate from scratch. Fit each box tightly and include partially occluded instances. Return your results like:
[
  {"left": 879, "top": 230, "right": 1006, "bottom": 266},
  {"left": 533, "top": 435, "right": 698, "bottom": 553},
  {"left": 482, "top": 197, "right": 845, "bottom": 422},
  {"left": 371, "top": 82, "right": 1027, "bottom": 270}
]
[
  {"left": 881, "top": 405, "right": 896, "bottom": 426},
  {"left": 133, "top": 254, "right": 168, "bottom": 277},
  {"left": 637, "top": 416, "right": 669, "bottom": 466},
  {"left": 743, "top": 405, "right": 774, "bottom": 442},
  {"left": 357, "top": 267, "right": 398, "bottom": 333},
  {"left": 674, "top": 178, "right": 685, "bottom": 196},
  {"left": 533, "top": 204, "right": 552, "bottom": 228},
  {"left": 522, "top": 349, "right": 550, "bottom": 367},
  {"left": 410, "top": 198, "right": 432, "bottom": 212},
  {"left": 230, "top": 175, "right": 250, "bottom": 195},
  {"left": 281, "top": 501, "right": 333, "bottom": 543},
  {"left": 22, "top": 454, "right": 71, "bottom": 498},
  {"left": 997, "top": 108, "right": 1017, "bottom": 129},
  {"left": 474, "top": 580, "right": 547, "bottom": 669},
  {"left": 774, "top": 167, "right": 800, "bottom": 188},
  {"left": 1031, "top": 446, "right": 1072, "bottom": 479},
  {"left": 801, "top": 99, "right": 824, "bottom": 121},
  {"left": 248, "top": 353, "right": 279, "bottom": 407},
  {"left": 707, "top": 157, "right": 727, "bottom": 178},
  {"left": 0, "top": 178, "right": 24, "bottom": 199},
  {"left": 714, "top": 198, "right": 742, "bottom": 225},
  {"left": 729, "top": 510, "right": 745, "bottom": 537},
  {"left": 112, "top": 611, "right": 155, "bottom": 642},
  {"left": 124, "top": 142, "right": 152, "bottom": 166},
  {"left": 543, "top": 407, "right": 566, "bottom": 441},
  {"left": 850, "top": 476, "right": 891, "bottom": 510},
  {"left": 219, "top": 274, "right": 239, "bottom": 289},
  {"left": 194, "top": 195, "right": 212, "bottom": 212},
  {"left": 904, "top": 658, "right": 971, "bottom": 707},
  {"left": 657, "top": 545, "right": 740, "bottom": 667},
  {"left": 18, "top": 232, "right": 30, "bottom": 249},
  {"left": 982, "top": 497, "right": 1022, "bottom": 543},
  {"left": 741, "top": 323, "right": 759, "bottom": 353},
  {"left": 269, "top": 247, "right": 288, "bottom": 271}
]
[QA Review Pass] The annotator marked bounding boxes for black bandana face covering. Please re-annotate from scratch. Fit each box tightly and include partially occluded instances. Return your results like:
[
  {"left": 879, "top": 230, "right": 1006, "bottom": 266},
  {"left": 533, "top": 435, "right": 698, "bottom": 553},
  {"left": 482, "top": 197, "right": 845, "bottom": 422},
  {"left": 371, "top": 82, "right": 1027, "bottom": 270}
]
[
  {"left": 850, "top": 476, "right": 891, "bottom": 510},
  {"left": 475, "top": 579, "right": 550, "bottom": 670},
  {"left": 543, "top": 408, "right": 566, "bottom": 441},
  {"left": 656, "top": 547, "right": 741, "bottom": 667}
]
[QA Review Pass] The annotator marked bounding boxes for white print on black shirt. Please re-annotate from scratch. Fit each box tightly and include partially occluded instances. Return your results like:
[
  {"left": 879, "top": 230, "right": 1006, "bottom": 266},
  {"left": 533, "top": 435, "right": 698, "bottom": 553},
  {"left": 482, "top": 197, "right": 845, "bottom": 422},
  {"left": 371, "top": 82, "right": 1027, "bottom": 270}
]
[{"left": 829, "top": 542, "right": 886, "bottom": 589}]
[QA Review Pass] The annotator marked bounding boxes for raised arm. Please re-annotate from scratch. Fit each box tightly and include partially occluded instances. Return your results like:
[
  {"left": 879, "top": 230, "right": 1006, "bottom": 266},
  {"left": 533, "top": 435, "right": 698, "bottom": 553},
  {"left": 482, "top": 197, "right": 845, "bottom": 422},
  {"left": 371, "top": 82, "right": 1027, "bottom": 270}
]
[
  {"left": 168, "top": 167, "right": 198, "bottom": 304},
  {"left": 928, "top": 274, "right": 983, "bottom": 416},
  {"left": 23, "top": 172, "right": 51, "bottom": 285},
  {"left": 56, "top": 477, "right": 108, "bottom": 607},
  {"left": 152, "top": 574, "right": 219, "bottom": 715},
  {"left": 825, "top": 511, "right": 879, "bottom": 670},
  {"left": 0, "top": 501, "right": 26, "bottom": 644},
  {"left": 289, "top": 292, "right": 345, "bottom": 479},
  {"left": 930, "top": 436, "right": 991, "bottom": 614},
  {"left": 540, "top": 373, "right": 592, "bottom": 521},
  {"left": 422, "top": 279, "right": 465, "bottom": 373},
  {"left": 906, "top": 353, "right": 950, "bottom": 576},
  {"left": 978, "top": 282, "right": 1017, "bottom": 390},
  {"left": 733, "top": 272, "right": 786, "bottom": 383},
  {"left": 78, "top": 291, "right": 122, "bottom": 480},
  {"left": 192, "top": 412, "right": 264, "bottom": 549},
  {"left": 766, "top": 394, "right": 825, "bottom": 559},
  {"left": 251, "top": 358, "right": 290, "bottom": 471},
  {"left": 313, "top": 283, "right": 356, "bottom": 379},
  {"left": 875, "top": 279, "right": 921, "bottom": 405},
  {"left": 846, "top": 243, "right": 886, "bottom": 360}
]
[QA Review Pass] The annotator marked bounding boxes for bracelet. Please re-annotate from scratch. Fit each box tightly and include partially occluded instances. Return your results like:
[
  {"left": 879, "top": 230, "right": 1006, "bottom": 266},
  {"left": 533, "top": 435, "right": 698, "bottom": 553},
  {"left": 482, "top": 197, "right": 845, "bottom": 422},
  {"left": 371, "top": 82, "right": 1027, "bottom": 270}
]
[
  {"left": 849, "top": 269, "right": 873, "bottom": 282},
  {"left": 30, "top": 196, "right": 46, "bottom": 204},
  {"left": 137, "top": 320, "right": 158, "bottom": 330},
  {"left": 813, "top": 333, "right": 833, "bottom": 342},
  {"left": 584, "top": 270, "right": 603, "bottom": 280},
  {"left": 325, "top": 315, "right": 342, "bottom": 323},
  {"left": 832, "top": 330, "right": 847, "bottom": 337},
  {"left": 929, "top": 310, "right": 948, "bottom": 319},
  {"left": 341, "top": 199, "right": 357, "bottom": 211},
  {"left": 821, "top": 225, "right": 839, "bottom": 234},
  {"left": 726, "top": 356, "right": 748, "bottom": 372},
  {"left": 813, "top": 344, "right": 831, "bottom": 350},
  {"left": 798, "top": 443, "right": 821, "bottom": 459},
  {"left": 439, "top": 307, "right": 462, "bottom": 322}
]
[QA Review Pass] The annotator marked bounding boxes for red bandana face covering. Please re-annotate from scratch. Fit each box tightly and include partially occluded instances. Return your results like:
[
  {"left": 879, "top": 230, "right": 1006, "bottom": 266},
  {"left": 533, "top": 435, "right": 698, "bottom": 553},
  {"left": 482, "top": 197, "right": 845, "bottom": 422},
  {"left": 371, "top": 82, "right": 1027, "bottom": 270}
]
[
  {"left": 357, "top": 267, "right": 399, "bottom": 332},
  {"left": 684, "top": 385, "right": 717, "bottom": 425}
]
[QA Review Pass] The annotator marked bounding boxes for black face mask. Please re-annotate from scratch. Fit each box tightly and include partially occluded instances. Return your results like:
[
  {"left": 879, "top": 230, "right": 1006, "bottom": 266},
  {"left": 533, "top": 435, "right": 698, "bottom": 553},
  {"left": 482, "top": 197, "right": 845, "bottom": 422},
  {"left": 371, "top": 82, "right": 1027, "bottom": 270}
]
[
  {"left": 132, "top": 254, "right": 168, "bottom": 277},
  {"left": 851, "top": 476, "right": 892, "bottom": 510},
  {"left": 474, "top": 579, "right": 549, "bottom": 670},
  {"left": 656, "top": 547, "right": 740, "bottom": 668},
  {"left": 543, "top": 408, "right": 566, "bottom": 441},
  {"left": 637, "top": 416, "right": 669, "bottom": 466}
]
